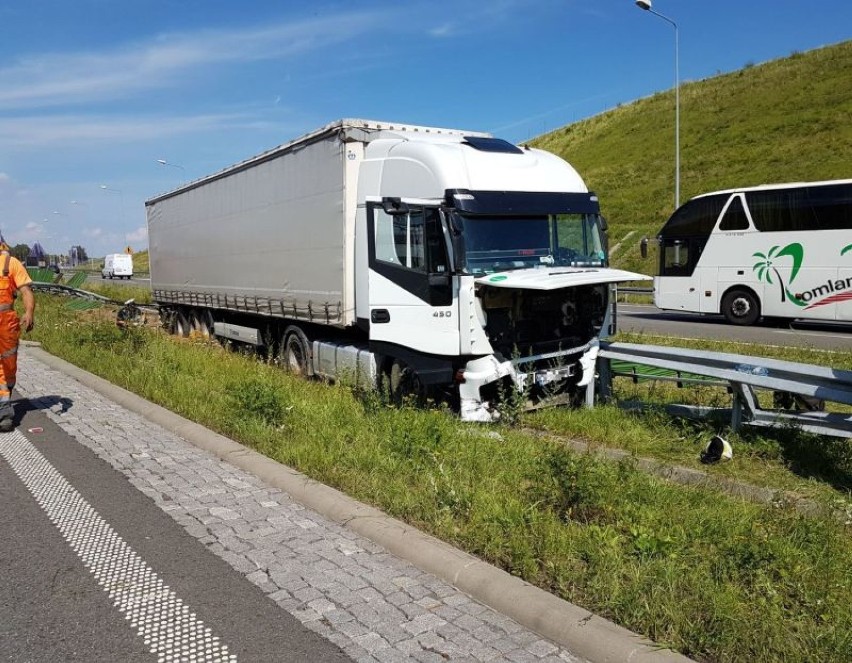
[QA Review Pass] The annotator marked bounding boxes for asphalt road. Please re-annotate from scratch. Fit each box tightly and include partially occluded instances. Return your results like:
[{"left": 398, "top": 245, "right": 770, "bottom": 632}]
[
  {"left": 617, "top": 303, "right": 852, "bottom": 351},
  {"left": 0, "top": 405, "right": 350, "bottom": 663},
  {"left": 83, "top": 273, "right": 150, "bottom": 287}
]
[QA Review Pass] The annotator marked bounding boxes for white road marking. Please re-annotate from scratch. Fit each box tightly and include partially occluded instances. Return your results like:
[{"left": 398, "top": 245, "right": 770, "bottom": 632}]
[{"left": 0, "top": 430, "right": 237, "bottom": 663}]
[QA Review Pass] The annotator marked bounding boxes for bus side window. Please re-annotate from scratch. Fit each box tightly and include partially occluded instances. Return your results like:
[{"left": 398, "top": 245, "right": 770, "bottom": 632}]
[{"left": 719, "top": 195, "right": 750, "bottom": 231}]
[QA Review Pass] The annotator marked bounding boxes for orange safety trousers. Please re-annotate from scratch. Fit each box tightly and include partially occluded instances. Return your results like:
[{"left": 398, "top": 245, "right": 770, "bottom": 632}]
[{"left": 0, "top": 268, "right": 20, "bottom": 419}]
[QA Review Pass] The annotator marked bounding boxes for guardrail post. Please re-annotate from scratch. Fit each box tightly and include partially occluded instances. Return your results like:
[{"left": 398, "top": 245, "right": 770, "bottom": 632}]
[
  {"left": 596, "top": 357, "right": 613, "bottom": 404},
  {"left": 730, "top": 382, "right": 758, "bottom": 432},
  {"left": 731, "top": 390, "right": 744, "bottom": 432}
]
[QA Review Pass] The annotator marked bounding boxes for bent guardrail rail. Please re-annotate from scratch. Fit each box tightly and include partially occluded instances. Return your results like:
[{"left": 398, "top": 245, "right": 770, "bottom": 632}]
[{"left": 597, "top": 341, "right": 852, "bottom": 438}]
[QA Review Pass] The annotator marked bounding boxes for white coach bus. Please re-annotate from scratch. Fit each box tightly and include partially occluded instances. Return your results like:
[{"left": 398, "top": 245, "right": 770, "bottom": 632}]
[{"left": 643, "top": 179, "right": 852, "bottom": 325}]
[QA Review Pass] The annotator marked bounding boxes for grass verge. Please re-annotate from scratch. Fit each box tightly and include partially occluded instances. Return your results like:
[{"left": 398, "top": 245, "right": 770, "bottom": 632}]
[{"left": 26, "top": 293, "right": 852, "bottom": 662}]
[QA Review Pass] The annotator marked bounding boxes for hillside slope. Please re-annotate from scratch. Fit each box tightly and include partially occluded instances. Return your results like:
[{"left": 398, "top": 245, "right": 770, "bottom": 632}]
[{"left": 531, "top": 40, "right": 852, "bottom": 273}]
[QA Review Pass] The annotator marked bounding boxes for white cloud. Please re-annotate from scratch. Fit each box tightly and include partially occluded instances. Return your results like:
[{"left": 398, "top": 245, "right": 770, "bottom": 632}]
[
  {"left": 429, "top": 23, "right": 459, "bottom": 38},
  {"left": 0, "top": 11, "right": 387, "bottom": 110},
  {"left": 126, "top": 226, "right": 148, "bottom": 243}
]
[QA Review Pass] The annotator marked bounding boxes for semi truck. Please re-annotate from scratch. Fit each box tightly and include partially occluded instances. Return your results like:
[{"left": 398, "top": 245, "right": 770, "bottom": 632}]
[{"left": 146, "top": 119, "right": 648, "bottom": 421}]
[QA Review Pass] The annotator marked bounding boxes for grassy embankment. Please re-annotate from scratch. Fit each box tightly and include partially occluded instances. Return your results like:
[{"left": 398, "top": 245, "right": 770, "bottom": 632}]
[
  {"left": 28, "top": 287, "right": 852, "bottom": 663},
  {"left": 531, "top": 40, "right": 852, "bottom": 276}
]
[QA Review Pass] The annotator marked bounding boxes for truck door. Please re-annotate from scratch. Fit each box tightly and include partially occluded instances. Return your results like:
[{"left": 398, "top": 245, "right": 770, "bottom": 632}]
[{"left": 367, "top": 203, "right": 459, "bottom": 356}]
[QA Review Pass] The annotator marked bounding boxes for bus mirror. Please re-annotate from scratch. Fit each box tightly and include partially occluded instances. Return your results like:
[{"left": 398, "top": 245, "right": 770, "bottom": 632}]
[
  {"left": 599, "top": 216, "right": 609, "bottom": 232},
  {"left": 640, "top": 237, "right": 648, "bottom": 259}
]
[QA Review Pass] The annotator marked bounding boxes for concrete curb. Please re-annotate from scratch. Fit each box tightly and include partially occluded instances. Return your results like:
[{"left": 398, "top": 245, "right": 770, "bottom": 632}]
[{"left": 24, "top": 343, "right": 693, "bottom": 663}]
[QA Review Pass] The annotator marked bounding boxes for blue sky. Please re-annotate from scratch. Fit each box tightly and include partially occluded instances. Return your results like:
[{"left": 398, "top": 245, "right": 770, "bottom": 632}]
[{"left": 0, "top": 0, "right": 849, "bottom": 259}]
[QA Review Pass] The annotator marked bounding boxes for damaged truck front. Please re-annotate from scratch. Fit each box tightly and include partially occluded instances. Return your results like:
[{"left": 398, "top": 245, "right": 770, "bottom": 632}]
[{"left": 435, "top": 190, "right": 647, "bottom": 420}]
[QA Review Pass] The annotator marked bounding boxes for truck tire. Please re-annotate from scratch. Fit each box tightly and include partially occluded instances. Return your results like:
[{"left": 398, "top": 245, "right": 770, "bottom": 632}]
[
  {"left": 282, "top": 326, "right": 312, "bottom": 377},
  {"left": 388, "top": 360, "right": 424, "bottom": 405},
  {"left": 722, "top": 288, "right": 760, "bottom": 326},
  {"left": 189, "top": 309, "right": 212, "bottom": 339},
  {"left": 201, "top": 310, "right": 215, "bottom": 339},
  {"left": 171, "top": 309, "right": 191, "bottom": 337}
]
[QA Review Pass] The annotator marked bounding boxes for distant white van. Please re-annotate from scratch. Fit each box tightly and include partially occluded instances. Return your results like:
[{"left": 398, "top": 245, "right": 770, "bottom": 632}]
[{"left": 102, "top": 253, "right": 133, "bottom": 280}]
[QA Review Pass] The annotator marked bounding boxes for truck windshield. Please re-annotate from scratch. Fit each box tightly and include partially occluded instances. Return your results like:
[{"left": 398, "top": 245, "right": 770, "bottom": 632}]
[{"left": 450, "top": 212, "right": 606, "bottom": 275}]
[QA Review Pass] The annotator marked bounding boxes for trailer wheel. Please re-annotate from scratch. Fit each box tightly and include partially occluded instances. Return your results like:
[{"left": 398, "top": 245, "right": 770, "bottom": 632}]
[
  {"left": 722, "top": 288, "right": 760, "bottom": 326},
  {"left": 171, "top": 309, "right": 191, "bottom": 337},
  {"left": 189, "top": 309, "right": 213, "bottom": 339},
  {"left": 282, "top": 326, "right": 312, "bottom": 377},
  {"left": 202, "top": 310, "right": 215, "bottom": 338}
]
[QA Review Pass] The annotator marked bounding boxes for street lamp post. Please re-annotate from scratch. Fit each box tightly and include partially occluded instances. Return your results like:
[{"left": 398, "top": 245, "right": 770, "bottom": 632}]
[
  {"left": 636, "top": 0, "right": 680, "bottom": 209},
  {"left": 156, "top": 159, "right": 185, "bottom": 171}
]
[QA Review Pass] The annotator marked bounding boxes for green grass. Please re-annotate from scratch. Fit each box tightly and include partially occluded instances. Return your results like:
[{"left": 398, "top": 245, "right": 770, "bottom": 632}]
[
  {"left": 26, "top": 292, "right": 852, "bottom": 662},
  {"left": 532, "top": 40, "right": 852, "bottom": 275}
]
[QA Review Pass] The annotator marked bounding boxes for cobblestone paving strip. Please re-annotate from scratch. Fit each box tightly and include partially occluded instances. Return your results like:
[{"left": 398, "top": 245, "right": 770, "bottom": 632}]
[{"left": 17, "top": 352, "right": 583, "bottom": 663}]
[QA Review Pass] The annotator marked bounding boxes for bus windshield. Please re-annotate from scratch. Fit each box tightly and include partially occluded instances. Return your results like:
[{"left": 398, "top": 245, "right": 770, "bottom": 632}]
[{"left": 450, "top": 212, "right": 606, "bottom": 275}]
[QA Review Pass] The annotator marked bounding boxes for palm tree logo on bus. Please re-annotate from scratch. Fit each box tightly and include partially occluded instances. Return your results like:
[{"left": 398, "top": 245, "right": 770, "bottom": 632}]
[
  {"left": 843, "top": 244, "right": 852, "bottom": 257},
  {"left": 752, "top": 243, "right": 805, "bottom": 306}
]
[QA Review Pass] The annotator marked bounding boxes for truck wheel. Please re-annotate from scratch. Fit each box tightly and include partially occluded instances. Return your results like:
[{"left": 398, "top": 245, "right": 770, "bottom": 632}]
[
  {"left": 201, "top": 310, "right": 215, "bottom": 339},
  {"left": 282, "top": 326, "right": 312, "bottom": 377},
  {"left": 171, "top": 310, "right": 191, "bottom": 337},
  {"left": 389, "top": 360, "right": 424, "bottom": 405},
  {"left": 189, "top": 309, "right": 212, "bottom": 339},
  {"left": 722, "top": 289, "right": 760, "bottom": 326}
]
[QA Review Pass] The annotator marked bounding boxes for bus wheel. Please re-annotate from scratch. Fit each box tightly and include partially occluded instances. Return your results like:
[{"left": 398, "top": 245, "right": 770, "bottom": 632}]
[{"left": 722, "top": 289, "right": 760, "bottom": 326}]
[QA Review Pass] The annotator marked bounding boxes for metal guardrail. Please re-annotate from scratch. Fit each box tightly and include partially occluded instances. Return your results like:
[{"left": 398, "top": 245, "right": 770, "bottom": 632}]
[
  {"left": 31, "top": 281, "right": 113, "bottom": 302},
  {"left": 598, "top": 341, "right": 852, "bottom": 438},
  {"left": 617, "top": 287, "right": 653, "bottom": 294},
  {"left": 31, "top": 281, "right": 159, "bottom": 312}
]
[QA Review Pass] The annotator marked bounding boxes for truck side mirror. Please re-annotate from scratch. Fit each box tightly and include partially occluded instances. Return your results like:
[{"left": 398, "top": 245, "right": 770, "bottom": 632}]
[{"left": 640, "top": 237, "right": 648, "bottom": 259}]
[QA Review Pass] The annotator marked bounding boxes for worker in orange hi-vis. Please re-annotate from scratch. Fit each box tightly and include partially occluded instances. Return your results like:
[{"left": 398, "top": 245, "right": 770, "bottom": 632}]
[{"left": 0, "top": 238, "right": 35, "bottom": 432}]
